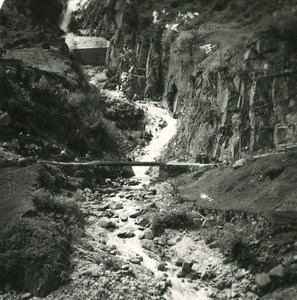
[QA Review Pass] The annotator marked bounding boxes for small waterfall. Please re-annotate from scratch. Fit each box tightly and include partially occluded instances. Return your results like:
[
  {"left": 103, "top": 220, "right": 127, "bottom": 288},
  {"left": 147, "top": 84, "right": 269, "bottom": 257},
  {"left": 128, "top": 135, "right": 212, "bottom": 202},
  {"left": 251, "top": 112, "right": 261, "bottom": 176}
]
[
  {"left": 60, "top": 0, "right": 81, "bottom": 32},
  {"left": 133, "top": 102, "right": 177, "bottom": 179}
]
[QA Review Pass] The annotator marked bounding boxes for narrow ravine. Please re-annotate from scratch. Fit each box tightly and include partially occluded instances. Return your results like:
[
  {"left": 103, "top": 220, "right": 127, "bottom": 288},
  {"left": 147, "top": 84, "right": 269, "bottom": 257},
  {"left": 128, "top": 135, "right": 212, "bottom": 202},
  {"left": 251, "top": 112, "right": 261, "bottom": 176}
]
[{"left": 45, "top": 5, "right": 242, "bottom": 300}]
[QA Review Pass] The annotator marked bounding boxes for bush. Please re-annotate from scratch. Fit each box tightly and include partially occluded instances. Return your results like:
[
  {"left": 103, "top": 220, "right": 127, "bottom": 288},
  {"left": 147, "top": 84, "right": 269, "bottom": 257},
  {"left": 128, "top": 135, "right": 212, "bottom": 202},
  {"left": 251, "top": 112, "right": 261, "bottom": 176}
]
[
  {"left": 32, "top": 189, "right": 84, "bottom": 225},
  {"left": 213, "top": 226, "right": 253, "bottom": 267},
  {"left": 151, "top": 209, "right": 197, "bottom": 236}
]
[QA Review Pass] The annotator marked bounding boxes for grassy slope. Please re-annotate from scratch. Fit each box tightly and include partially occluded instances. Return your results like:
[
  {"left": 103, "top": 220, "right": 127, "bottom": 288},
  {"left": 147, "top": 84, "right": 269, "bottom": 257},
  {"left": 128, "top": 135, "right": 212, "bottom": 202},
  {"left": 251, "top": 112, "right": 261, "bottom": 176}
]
[
  {"left": 0, "top": 165, "right": 39, "bottom": 230},
  {"left": 0, "top": 163, "right": 84, "bottom": 296},
  {"left": 177, "top": 150, "right": 297, "bottom": 223}
]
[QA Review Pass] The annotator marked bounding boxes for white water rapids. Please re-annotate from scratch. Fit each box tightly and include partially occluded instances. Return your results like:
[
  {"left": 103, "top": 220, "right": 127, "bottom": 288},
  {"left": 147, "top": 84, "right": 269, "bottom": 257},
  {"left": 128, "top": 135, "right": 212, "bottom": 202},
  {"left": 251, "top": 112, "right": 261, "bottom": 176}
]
[{"left": 132, "top": 102, "right": 177, "bottom": 179}]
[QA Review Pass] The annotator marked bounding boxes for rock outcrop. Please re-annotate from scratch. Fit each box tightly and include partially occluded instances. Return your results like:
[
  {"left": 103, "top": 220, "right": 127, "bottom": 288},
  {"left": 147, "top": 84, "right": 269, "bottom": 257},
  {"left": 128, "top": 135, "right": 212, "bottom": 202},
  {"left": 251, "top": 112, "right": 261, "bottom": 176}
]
[{"left": 76, "top": 0, "right": 297, "bottom": 162}]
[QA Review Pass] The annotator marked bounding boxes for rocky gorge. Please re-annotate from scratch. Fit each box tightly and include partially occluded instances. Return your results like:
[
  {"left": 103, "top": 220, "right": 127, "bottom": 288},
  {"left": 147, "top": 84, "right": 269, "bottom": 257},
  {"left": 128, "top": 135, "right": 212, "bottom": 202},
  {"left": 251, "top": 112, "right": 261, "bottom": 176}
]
[{"left": 1, "top": 0, "right": 297, "bottom": 300}]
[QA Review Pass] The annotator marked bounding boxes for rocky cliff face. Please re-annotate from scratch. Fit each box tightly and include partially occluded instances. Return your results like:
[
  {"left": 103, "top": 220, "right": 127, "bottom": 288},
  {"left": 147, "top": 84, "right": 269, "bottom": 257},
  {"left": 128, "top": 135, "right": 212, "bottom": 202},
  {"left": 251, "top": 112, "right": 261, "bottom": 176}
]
[{"left": 77, "top": 0, "right": 297, "bottom": 162}]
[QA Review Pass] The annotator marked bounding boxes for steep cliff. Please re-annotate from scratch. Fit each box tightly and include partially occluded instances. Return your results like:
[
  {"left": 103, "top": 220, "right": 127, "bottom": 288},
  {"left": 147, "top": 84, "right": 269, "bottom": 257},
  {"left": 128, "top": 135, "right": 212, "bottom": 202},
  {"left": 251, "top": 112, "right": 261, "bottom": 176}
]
[{"left": 77, "top": 0, "right": 297, "bottom": 162}]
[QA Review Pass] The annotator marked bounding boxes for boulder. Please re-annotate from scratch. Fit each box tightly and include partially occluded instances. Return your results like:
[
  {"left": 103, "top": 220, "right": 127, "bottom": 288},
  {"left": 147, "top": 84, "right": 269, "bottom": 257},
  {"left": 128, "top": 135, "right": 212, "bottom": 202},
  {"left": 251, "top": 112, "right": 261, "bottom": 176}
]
[
  {"left": 144, "top": 228, "right": 154, "bottom": 240},
  {"left": 130, "top": 210, "right": 143, "bottom": 218},
  {"left": 255, "top": 273, "right": 272, "bottom": 289},
  {"left": 232, "top": 158, "right": 246, "bottom": 169},
  {"left": 201, "top": 270, "right": 217, "bottom": 280},
  {"left": 113, "top": 202, "right": 124, "bottom": 210},
  {"left": 98, "top": 217, "right": 115, "bottom": 229},
  {"left": 182, "top": 262, "right": 193, "bottom": 274},
  {"left": 167, "top": 238, "right": 176, "bottom": 246},
  {"left": 21, "top": 293, "right": 32, "bottom": 300},
  {"left": 136, "top": 217, "right": 150, "bottom": 227},
  {"left": 269, "top": 264, "right": 287, "bottom": 279},
  {"left": 117, "top": 229, "right": 135, "bottom": 238},
  {"left": 129, "top": 256, "right": 143, "bottom": 264},
  {"left": 120, "top": 215, "right": 128, "bottom": 222},
  {"left": 157, "top": 262, "right": 167, "bottom": 271},
  {"left": 175, "top": 258, "right": 184, "bottom": 267}
]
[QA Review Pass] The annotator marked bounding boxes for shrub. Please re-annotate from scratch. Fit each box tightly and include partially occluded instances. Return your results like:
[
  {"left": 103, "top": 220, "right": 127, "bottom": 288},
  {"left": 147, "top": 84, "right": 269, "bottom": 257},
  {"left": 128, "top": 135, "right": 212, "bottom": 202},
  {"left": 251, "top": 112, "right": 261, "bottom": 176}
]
[
  {"left": 32, "top": 189, "right": 84, "bottom": 225},
  {"left": 151, "top": 209, "right": 197, "bottom": 236}
]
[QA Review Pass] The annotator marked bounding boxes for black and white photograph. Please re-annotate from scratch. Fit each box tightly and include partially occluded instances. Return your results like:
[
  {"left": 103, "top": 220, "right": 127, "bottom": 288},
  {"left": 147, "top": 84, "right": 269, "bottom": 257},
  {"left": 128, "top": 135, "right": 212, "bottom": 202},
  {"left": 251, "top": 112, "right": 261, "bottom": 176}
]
[{"left": 0, "top": 0, "right": 297, "bottom": 299}]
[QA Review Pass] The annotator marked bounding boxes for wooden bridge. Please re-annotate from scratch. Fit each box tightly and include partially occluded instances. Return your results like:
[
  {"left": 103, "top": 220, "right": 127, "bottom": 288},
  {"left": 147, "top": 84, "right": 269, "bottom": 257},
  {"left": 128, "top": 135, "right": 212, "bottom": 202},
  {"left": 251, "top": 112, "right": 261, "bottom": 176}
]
[{"left": 39, "top": 160, "right": 213, "bottom": 167}]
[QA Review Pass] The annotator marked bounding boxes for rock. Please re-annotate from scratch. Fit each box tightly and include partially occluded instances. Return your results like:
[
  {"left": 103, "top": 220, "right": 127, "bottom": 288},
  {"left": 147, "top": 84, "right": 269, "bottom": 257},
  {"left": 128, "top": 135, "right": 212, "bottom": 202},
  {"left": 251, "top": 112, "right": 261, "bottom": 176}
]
[
  {"left": 144, "top": 228, "right": 154, "bottom": 240},
  {"left": 98, "top": 217, "right": 115, "bottom": 229},
  {"left": 125, "top": 193, "right": 134, "bottom": 199},
  {"left": 234, "top": 268, "right": 248, "bottom": 280},
  {"left": 142, "top": 240, "right": 158, "bottom": 252},
  {"left": 120, "top": 215, "right": 128, "bottom": 222},
  {"left": 232, "top": 158, "right": 246, "bottom": 169},
  {"left": 175, "top": 257, "right": 185, "bottom": 267},
  {"left": 121, "top": 264, "right": 129, "bottom": 270},
  {"left": 177, "top": 271, "right": 185, "bottom": 278},
  {"left": 129, "top": 256, "right": 143, "bottom": 264},
  {"left": 138, "top": 232, "right": 145, "bottom": 239},
  {"left": 158, "top": 237, "right": 167, "bottom": 246},
  {"left": 130, "top": 210, "right": 143, "bottom": 218},
  {"left": 157, "top": 262, "right": 167, "bottom": 271},
  {"left": 136, "top": 218, "right": 150, "bottom": 227},
  {"left": 182, "top": 262, "right": 193, "bottom": 274},
  {"left": 201, "top": 270, "right": 217, "bottom": 280},
  {"left": 269, "top": 264, "right": 287, "bottom": 279},
  {"left": 17, "top": 157, "right": 28, "bottom": 167},
  {"left": 105, "top": 178, "right": 112, "bottom": 184},
  {"left": 117, "top": 229, "right": 135, "bottom": 238},
  {"left": 113, "top": 202, "right": 124, "bottom": 210},
  {"left": 0, "top": 112, "right": 12, "bottom": 127},
  {"left": 255, "top": 273, "right": 272, "bottom": 289},
  {"left": 21, "top": 293, "right": 32, "bottom": 300},
  {"left": 167, "top": 238, "right": 176, "bottom": 246}
]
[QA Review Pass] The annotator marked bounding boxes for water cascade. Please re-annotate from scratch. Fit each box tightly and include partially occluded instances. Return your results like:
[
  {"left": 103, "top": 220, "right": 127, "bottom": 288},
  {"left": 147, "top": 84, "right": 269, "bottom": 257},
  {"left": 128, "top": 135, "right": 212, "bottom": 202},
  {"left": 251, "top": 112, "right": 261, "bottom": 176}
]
[{"left": 132, "top": 102, "right": 177, "bottom": 179}]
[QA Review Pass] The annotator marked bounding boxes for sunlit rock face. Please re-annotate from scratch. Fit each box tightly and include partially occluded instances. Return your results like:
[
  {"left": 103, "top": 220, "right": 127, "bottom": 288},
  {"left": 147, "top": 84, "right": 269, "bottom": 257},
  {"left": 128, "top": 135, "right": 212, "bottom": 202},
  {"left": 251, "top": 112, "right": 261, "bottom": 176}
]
[{"left": 75, "top": 0, "right": 297, "bottom": 162}]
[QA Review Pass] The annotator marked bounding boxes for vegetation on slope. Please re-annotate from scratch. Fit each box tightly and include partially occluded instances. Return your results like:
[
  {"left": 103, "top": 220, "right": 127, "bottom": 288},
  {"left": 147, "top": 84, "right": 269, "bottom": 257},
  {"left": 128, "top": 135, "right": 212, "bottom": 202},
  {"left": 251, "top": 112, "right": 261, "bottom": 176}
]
[{"left": 0, "top": 166, "right": 84, "bottom": 297}]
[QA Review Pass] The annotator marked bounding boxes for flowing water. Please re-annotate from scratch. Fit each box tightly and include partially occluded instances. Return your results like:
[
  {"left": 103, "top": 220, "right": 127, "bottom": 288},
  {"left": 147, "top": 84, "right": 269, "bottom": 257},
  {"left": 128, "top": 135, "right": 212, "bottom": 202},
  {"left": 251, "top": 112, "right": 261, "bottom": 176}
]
[
  {"left": 132, "top": 102, "right": 177, "bottom": 179},
  {"left": 105, "top": 99, "right": 211, "bottom": 299}
]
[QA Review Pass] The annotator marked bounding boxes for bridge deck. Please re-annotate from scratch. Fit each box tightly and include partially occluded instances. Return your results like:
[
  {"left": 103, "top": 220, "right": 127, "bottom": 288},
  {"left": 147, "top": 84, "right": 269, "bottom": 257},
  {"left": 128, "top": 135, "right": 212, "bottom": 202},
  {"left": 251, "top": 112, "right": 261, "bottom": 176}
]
[{"left": 39, "top": 160, "right": 213, "bottom": 167}]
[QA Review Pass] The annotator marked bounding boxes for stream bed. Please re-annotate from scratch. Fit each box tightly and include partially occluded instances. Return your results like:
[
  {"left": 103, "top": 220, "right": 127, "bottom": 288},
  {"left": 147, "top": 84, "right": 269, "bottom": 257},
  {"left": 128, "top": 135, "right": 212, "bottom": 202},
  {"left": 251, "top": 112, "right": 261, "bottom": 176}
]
[{"left": 44, "top": 98, "right": 246, "bottom": 300}]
